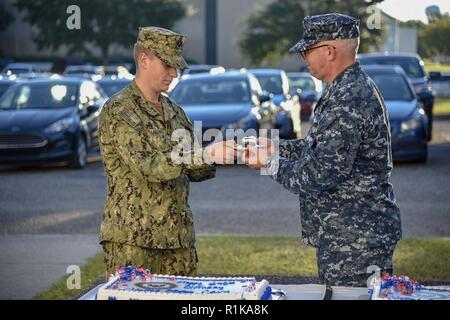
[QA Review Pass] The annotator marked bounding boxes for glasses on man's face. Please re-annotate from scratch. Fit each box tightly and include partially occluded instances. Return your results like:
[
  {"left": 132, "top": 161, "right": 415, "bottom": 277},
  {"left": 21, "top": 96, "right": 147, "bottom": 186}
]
[{"left": 299, "top": 44, "right": 336, "bottom": 59}]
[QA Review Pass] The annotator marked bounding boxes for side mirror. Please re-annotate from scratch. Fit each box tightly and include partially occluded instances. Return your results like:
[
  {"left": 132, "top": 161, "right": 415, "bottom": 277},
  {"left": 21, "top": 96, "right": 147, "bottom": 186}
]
[{"left": 417, "top": 91, "right": 433, "bottom": 101}]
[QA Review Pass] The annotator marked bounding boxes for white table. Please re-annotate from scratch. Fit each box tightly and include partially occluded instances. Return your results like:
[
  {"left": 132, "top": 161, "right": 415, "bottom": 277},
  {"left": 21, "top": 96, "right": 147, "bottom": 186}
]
[
  {"left": 274, "top": 284, "right": 369, "bottom": 300},
  {"left": 78, "top": 283, "right": 370, "bottom": 300}
]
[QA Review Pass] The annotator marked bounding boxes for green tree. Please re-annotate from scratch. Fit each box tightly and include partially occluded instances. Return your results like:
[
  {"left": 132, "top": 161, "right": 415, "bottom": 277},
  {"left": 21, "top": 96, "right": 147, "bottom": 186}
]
[
  {"left": 419, "top": 17, "right": 450, "bottom": 59},
  {"left": 310, "top": 0, "right": 385, "bottom": 53},
  {"left": 14, "top": 0, "right": 186, "bottom": 64},
  {"left": 237, "top": 0, "right": 306, "bottom": 66},
  {"left": 238, "top": 0, "right": 385, "bottom": 66}
]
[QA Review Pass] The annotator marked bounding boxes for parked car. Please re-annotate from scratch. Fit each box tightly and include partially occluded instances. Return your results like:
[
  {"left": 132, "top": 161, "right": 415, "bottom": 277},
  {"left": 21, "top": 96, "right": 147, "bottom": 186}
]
[
  {"left": 0, "top": 78, "right": 107, "bottom": 168},
  {"left": 248, "top": 69, "right": 300, "bottom": 138},
  {"left": 358, "top": 53, "right": 434, "bottom": 141},
  {"left": 96, "top": 75, "right": 133, "bottom": 97},
  {"left": 173, "top": 65, "right": 226, "bottom": 94},
  {"left": 103, "top": 65, "right": 132, "bottom": 77},
  {"left": 0, "top": 58, "right": 15, "bottom": 72},
  {"left": 363, "top": 65, "right": 428, "bottom": 163},
  {"left": 1, "top": 63, "right": 42, "bottom": 76},
  {"left": 287, "top": 72, "right": 322, "bottom": 117},
  {"left": 63, "top": 65, "right": 105, "bottom": 79},
  {"left": 170, "top": 71, "right": 278, "bottom": 143},
  {"left": 0, "top": 75, "right": 17, "bottom": 98},
  {"left": 429, "top": 71, "right": 450, "bottom": 98},
  {"left": 181, "top": 64, "right": 226, "bottom": 76}
]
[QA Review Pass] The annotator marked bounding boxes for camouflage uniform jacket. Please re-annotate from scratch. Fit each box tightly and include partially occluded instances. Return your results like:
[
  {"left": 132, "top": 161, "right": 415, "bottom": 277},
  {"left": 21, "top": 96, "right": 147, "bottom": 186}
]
[
  {"left": 98, "top": 81, "right": 215, "bottom": 249},
  {"left": 267, "top": 62, "right": 402, "bottom": 251}
]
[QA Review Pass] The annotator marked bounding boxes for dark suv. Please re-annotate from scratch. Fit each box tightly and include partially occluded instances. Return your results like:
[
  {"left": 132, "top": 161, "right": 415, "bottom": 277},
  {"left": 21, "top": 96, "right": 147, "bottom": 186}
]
[{"left": 358, "top": 53, "right": 434, "bottom": 140}]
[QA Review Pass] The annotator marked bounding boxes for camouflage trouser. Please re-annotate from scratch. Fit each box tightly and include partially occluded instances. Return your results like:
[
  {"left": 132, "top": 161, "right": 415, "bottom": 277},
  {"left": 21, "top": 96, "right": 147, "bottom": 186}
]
[
  {"left": 316, "top": 245, "right": 396, "bottom": 287},
  {"left": 102, "top": 241, "right": 198, "bottom": 281}
]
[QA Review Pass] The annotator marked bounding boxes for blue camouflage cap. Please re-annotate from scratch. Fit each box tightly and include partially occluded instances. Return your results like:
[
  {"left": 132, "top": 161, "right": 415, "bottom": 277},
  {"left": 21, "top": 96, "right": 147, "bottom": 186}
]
[{"left": 290, "top": 13, "right": 360, "bottom": 53}]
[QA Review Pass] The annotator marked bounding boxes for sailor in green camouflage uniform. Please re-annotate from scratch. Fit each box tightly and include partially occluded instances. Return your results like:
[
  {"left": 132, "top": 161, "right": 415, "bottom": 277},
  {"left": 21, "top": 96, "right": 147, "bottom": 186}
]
[
  {"left": 98, "top": 27, "right": 234, "bottom": 280},
  {"left": 244, "top": 14, "right": 402, "bottom": 287}
]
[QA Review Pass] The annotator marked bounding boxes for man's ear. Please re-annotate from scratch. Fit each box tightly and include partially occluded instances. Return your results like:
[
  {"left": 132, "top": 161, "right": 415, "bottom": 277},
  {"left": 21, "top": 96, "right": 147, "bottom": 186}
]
[
  {"left": 327, "top": 46, "right": 336, "bottom": 62},
  {"left": 139, "top": 52, "right": 150, "bottom": 70}
]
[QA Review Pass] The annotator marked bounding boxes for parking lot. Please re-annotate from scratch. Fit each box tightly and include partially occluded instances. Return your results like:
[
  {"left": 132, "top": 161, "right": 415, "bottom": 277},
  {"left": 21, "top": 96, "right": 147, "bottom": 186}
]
[{"left": 1, "top": 119, "right": 450, "bottom": 237}]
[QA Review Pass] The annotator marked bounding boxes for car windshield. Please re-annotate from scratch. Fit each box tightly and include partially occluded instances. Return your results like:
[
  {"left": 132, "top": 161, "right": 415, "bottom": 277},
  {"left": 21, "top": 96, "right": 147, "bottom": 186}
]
[
  {"left": 65, "top": 66, "right": 101, "bottom": 75},
  {"left": 0, "top": 83, "right": 14, "bottom": 97},
  {"left": 185, "top": 68, "right": 212, "bottom": 75},
  {"left": 171, "top": 78, "right": 251, "bottom": 104},
  {"left": 289, "top": 76, "right": 316, "bottom": 91},
  {"left": 98, "top": 81, "right": 130, "bottom": 97},
  {"left": 359, "top": 57, "right": 425, "bottom": 78},
  {"left": 252, "top": 74, "right": 283, "bottom": 95},
  {"left": 368, "top": 74, "right": 415, "bottom": 101},
  {"left": 0, "top": 83, "right": 78, "bottom": 110}
]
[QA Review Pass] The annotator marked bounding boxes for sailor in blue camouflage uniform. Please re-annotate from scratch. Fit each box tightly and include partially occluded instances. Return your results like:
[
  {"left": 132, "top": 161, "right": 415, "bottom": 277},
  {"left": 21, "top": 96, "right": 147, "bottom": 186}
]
[{"left": 243, "top": 13, "right": 402, "bottom": 287}]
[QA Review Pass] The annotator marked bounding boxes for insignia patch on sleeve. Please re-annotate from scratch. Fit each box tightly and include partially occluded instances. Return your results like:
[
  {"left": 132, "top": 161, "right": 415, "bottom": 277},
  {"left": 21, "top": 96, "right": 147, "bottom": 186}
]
[{"left": 117, "top": 107, "right": 144, "bottom": 133}]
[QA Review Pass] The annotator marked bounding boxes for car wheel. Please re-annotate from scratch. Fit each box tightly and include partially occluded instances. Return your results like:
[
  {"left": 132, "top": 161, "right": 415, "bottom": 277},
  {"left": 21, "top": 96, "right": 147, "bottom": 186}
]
[{"left": 70, "top": 135, "right": 87, "bottom": 169}]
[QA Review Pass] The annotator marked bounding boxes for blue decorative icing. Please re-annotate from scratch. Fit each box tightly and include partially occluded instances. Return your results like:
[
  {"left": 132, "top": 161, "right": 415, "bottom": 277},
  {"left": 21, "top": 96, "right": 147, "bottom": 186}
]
[
  {"left": 261, "top": 286, "right": 272, "bottom": 300},
  {"left": 203, "top": 290, "right": 231, "bottom": 294}
]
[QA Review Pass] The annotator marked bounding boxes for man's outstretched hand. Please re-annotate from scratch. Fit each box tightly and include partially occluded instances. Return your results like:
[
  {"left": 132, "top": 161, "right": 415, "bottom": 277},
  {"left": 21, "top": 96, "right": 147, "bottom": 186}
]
[
  {"left": 204, "top": 140, "right": 238, "bottom": 164},
  {"left": 242, "top": 145, "right": 265, "bottom": 169}
]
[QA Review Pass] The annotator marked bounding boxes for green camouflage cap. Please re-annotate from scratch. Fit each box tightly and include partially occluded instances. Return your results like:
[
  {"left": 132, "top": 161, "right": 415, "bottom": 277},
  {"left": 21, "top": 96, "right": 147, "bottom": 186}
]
[
  {"left": 290, "top": 13, "right": 360, "bottom": 53},
  {"left": 137, "top": 26, "right": 188, "bottom": 70}
]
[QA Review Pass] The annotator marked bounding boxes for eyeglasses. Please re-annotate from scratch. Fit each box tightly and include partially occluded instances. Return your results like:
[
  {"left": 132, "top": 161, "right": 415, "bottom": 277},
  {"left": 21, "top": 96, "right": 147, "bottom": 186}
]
[{"left": 299, "top": 44, "right": 336, "bottom": 59}]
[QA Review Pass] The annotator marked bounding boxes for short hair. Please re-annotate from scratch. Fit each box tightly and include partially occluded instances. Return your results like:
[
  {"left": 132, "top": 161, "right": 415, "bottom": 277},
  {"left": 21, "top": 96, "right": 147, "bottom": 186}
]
[
  {"left": 133, "top": 42, "right": 155, "bottom": 70},
  {"left": 341, "top": 38, "right": 360, "bottom": 57}
]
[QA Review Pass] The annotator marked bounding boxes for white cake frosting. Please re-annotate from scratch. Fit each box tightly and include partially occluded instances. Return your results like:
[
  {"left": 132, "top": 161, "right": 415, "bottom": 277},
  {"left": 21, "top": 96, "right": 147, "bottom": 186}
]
[{"left": 97, "top": 273, "right": 272, "bottom": 300}]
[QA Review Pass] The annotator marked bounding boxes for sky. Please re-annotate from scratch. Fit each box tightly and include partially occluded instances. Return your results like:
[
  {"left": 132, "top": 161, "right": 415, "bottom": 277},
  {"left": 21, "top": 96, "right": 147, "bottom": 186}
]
[{"left": 377, "top": 0, "right": 450, "bottom": 23}]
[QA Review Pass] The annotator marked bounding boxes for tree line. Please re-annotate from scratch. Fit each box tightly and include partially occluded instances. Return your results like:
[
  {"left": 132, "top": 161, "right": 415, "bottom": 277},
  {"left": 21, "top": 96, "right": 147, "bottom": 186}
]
[{"left": 2, "top": 0, "right": 449, "bottom": 66}]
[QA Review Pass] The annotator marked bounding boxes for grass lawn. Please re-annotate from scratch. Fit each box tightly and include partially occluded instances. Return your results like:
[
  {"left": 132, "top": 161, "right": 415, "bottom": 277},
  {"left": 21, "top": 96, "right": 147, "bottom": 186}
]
[
  {"left": 424, "top": 62, "right": 450, "bottom": 74},
  {"left": 34, "top": 236, "right": 450, "bottom": 300},
  {"left": 434, "top": 98, "right": 450, "bottom": 116}
]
